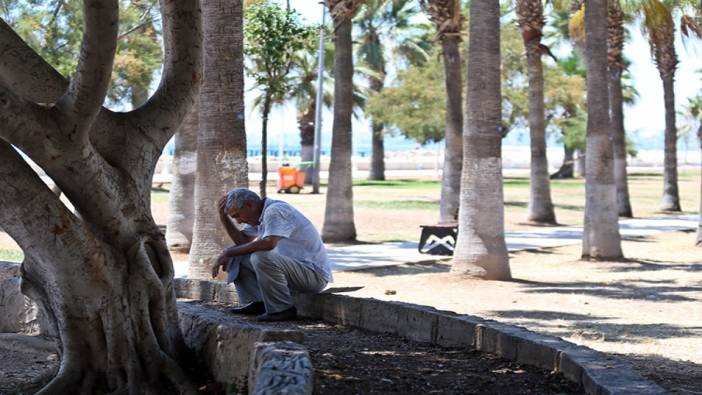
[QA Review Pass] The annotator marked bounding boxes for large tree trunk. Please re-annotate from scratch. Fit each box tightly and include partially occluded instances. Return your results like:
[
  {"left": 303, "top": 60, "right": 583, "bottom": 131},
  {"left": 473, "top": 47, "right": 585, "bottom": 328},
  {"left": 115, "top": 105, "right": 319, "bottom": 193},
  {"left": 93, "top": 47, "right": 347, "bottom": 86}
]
[
  {"left": 439, "top": 35, "right": 463, "bottom": 224},
  {"left": 525, "top": 43, "right": 556, "bottom": 224},
  {"left": 582, "top": 0, "right": 623, "bottom": 259},
  {"left": 609, "top": 68, "right": 633, "bottom": 217},
  {"left": 0, "top": 0, "right": 203, "bottom": 391},
  {"left": 189, "top": 0, "right": 248, "bottom": 279},
  {"left": 661, "top": 75, "right": 681, "bottom": 211},
  {"left": 551, "top": 144, "right": 574, "bottom": 179},
  {"left": 321, "top": 15, "right": 357, "bottom": 242},
  {"left": 452, "top": 0, "right": 511, "bottom": 280},
  {"left": 299, "top": 101, "right": 316, "bottom": 184},
  {"left": 166, "top": 107, "right": 198, "bottom": 252}
]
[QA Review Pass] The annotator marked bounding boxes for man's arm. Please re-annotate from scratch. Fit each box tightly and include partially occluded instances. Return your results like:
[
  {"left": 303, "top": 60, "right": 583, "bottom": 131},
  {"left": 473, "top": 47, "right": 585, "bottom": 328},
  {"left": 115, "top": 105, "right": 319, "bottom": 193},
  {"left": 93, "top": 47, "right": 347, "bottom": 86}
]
[
  {"left": 218, "top": 195, "right": 256, "bottom": 245},
  {"left": 211, "top": 236, "right": 282, "bottom": 278}
]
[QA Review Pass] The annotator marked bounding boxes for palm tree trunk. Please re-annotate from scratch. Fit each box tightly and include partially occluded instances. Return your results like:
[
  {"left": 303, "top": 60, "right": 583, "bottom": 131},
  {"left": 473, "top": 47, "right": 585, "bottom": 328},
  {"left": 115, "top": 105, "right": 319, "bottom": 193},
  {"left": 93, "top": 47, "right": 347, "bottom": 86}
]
[
  {"left": 661, "top": 75, "right": 681, "bottom": 211},
  {"left": 369, "top": 120, "right": 386, "bottom": 180},
  {"left": 582, "top": 0, "right": 623, "bottom": 259},
  {"left": 609, "top": 68, "right": 633, "bottom": 217},
  {"left": 189, "top": 0, "right": 248, "bottom": 279},
  {"left": 525, "top": 44, "right": 556, "bottom": 224},
  {"left": 166, "top": 106, "right": 198, "bottom": 252},
  {"left": 260, "top": 95, "right": 272, "bottom": 198},
  {"left": 452, "top": 0, "right": 511, "bottom": 280},
  {"left": 439, "top": 35, "right": 463, "bottom": 224},
  {"left": 322, "top": 16, "right": 356, "bottom": 242}
]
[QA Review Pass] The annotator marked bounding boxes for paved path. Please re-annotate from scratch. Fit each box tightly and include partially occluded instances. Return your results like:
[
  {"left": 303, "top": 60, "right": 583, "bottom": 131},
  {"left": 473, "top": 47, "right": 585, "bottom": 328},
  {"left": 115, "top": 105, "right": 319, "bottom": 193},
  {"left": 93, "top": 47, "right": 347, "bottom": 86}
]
[{"left": 173, "top": 214, "right": 698, "bottom": 277}]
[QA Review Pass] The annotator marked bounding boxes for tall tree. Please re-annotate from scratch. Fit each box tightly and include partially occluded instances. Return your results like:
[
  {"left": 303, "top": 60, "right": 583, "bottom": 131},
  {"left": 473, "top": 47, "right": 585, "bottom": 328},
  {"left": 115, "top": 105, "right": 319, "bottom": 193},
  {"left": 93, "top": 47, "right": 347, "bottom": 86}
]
[
  {"left": 516, "top": 0, "right": 557, "bottom": 224},
  {"left": 582, "top": 0, "right": 624, "bottom": 259},
  {"left": 0, "top": 0, "right": 202, "bottom": 391},
  {"left": 321, "top": 0, "right": 365, "bottom": 242},
  {"left": 166, "top": 107, "right": 197, "bottom": 252},
  {"left": 639, "top": 0, "right": 681, "bottom": 211},
  {"left": 452, "top": 0, "right": 511, "bottom": 280},
  {"left": 244, "top": 1, "right": 314, "bottom": 197},
  {"left": 189, "top": 0, "right": 249, "bottom": 279},
  {"left": 355, "top": 0, "right": 428, "bottom": 181},
  {"left": 607, "top": 0, "right": 634, "bottom": 217},
  {"left": 421, "top": 0, "right": 464, "bottom": 224}
]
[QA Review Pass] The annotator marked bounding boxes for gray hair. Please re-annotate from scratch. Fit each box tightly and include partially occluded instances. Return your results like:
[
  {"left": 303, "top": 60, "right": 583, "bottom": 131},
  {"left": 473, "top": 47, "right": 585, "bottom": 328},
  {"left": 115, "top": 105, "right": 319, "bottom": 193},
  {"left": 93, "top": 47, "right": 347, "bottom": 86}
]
[{"left": 225, "top": 188, "right": 262, "bottom": 211}]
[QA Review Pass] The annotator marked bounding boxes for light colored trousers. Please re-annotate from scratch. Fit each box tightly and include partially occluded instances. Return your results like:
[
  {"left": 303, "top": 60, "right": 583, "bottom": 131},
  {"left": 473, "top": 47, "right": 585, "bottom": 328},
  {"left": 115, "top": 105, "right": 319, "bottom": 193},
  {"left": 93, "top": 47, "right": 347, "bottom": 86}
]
[{"left": 226, "top": 249, "right": 327, "bottom": 314}]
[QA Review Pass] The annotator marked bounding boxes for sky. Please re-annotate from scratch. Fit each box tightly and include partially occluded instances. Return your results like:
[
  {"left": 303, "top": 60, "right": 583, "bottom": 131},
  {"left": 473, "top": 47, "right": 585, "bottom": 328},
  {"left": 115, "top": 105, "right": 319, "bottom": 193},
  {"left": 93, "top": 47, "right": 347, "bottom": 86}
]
[{"left": 245, "top": 1, "right": 702, "bottom": 154}]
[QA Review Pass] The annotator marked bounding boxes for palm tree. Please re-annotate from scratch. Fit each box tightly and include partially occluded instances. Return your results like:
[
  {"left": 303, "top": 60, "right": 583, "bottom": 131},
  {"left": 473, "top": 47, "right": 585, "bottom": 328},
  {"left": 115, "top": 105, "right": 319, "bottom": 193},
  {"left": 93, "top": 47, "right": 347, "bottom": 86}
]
[
  {"left": 582, "top": 0, "right": 624, "bottom": 259},
  {"left": 189, "top": 0, "right": 249, "bottom": 279},
  {"left": 355, "top": 0, "right": 428, "bottom": 181},
  {"left": 516, "top": 0, "right": 557, "bottom": 224},
  {"left": 608, "top": 0, "right": 634, "bottom": 217},
  {"left": 420, "top": 0, "right": 464, "bottom": 224},
  {"left": 636, "top": 0, "right": 681, "bottom": 211},
  {"left": 452, "top": 0, "right": 511, "bottom": 280},
  {"left": 166, "top": 107, "right": 197, "bottom": 252},
  {"left": 321, "top": 0, "right": 366, "bottom": 242}
]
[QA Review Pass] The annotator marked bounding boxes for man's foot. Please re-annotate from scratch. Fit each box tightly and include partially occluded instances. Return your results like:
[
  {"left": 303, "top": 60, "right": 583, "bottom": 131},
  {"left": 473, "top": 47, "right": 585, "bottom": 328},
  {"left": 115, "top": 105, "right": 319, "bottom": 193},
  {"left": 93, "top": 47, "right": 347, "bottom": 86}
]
[
  {"left": 256, "top": 306, "right": 297, "bottom": 322},
  {"left": 230, "top": 301, "right": 265, "bottom": 316}
]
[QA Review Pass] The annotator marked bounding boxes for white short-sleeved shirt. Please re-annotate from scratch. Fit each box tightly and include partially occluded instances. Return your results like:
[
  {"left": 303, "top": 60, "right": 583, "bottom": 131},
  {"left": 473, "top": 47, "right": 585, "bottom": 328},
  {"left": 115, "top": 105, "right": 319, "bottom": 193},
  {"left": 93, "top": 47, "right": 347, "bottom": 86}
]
[{"left": 242, "top": 199, "right": 333, "bottom": 283}]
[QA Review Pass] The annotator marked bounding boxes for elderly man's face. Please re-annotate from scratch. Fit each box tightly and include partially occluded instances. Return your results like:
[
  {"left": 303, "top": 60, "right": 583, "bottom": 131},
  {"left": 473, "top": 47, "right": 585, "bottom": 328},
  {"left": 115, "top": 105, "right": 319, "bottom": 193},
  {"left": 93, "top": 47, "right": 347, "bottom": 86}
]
[{"left": 227, "top": 201, "right": 260, "bottom": 225}]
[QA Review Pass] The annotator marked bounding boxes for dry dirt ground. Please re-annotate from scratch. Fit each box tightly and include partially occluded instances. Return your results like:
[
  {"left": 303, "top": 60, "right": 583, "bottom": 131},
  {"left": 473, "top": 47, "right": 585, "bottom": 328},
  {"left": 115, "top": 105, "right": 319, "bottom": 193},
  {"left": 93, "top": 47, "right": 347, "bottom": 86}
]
[{"left": 326, "top": 230, "right": 702, "bottom": 394}]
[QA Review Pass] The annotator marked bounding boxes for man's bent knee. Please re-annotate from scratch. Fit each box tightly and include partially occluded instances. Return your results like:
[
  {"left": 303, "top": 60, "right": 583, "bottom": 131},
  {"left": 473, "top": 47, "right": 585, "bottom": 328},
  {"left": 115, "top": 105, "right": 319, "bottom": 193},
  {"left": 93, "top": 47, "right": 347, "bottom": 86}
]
[{"left": 250, "top": 250, "right": 278, "bottom": 269}]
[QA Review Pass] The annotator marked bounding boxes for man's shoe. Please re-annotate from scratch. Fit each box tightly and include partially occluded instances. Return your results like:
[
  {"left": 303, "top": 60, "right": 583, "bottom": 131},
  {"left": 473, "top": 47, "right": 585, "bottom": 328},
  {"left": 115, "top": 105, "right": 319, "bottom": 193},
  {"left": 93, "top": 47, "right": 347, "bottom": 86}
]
[
  {"left": 230, "top": 301, "right": 266, "bottom": 316},
  {"left": 256, "top": 306, "right": 297, "bottom": 322}
]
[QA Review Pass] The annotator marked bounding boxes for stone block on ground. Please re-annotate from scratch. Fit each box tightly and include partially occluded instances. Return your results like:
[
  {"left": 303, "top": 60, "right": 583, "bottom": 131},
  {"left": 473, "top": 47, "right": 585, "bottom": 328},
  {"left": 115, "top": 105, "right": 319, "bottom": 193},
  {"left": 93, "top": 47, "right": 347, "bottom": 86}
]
[
  {"left": 395, "top": 303, "right": 439, "bottom": 343},
  {"left": 174, "top": 278, "right": 217, "bottom": 301},
  {"left": 248, "top": 341, "right": 313, "bottom": 395},
  {"left": 359, "top": 298, "right": 401, "bottom": 335},
  {"left": 475, "top": 321, "right": 526, "bottom": 360},
  {"left": 515, "top": 331, "right": 569, "bottom": 372},
  {"left": 177, "top": 301, "right": 304, "bottom": 390},
  {"left": 0, "top": 277, "right": 37, "bottom": 333},
  {"left": 0, "top": 261, "right": 20, "bottom": 281},
  {"left": 434, "top": 313, "right": 483, "bottom": 348},
  {"left": 322, "top": 294, "right": 363, "bottom": 327}
]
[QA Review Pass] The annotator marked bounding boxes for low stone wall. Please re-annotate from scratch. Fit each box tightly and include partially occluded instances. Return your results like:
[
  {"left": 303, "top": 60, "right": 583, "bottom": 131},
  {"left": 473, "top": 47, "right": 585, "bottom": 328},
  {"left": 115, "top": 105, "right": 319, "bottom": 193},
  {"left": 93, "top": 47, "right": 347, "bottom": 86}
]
[
  {"left": 177, "top": 301, "right": 305, "bottom": 393},
  {"left": 0, "top": 261, "right": 40, "bottom": 334},
  {"left": 292, "top": 292, "right": 665, "bottom": 395},
  {"left": 172, "top": 278, "right": 664, "bottom": 394}
]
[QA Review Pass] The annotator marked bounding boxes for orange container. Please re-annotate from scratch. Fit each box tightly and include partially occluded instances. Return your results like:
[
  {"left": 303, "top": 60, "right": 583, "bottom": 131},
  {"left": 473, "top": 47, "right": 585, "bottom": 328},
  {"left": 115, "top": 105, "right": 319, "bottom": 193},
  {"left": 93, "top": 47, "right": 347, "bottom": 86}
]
[{"left": 277, "top": 165, "right": 305, "bottom": 193}]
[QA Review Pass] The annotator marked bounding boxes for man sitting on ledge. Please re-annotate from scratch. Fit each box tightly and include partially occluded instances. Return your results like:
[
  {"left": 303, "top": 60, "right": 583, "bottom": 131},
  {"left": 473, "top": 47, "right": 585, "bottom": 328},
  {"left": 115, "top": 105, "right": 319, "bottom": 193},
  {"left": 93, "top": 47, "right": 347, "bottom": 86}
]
[{"left": 211, "top": 188, "right": 332, "bottom": 322}]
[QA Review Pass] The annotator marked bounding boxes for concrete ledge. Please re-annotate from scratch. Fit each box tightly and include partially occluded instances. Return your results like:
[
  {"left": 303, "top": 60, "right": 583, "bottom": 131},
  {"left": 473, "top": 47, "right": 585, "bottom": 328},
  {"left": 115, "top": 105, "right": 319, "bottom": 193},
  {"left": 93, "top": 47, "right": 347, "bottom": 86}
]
[
  {"left": 175, "top": 279, "right": 664, "bottom": 394},
  {"left": 292, "top": 292, "right": 664, "bottom": 395},
  {"left": 248, "top": 341, "right": 313, "bottom": 395},
  {"left": 177, "top": 301, "right": 304, "bottom": 392}
]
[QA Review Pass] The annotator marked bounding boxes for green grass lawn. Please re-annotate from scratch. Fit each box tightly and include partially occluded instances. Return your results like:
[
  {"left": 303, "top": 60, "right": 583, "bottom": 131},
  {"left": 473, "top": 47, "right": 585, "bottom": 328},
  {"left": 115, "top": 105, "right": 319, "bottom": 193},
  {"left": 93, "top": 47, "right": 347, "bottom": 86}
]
[{"left": 0, "top": 248, "right": 23, "bottom": 262}]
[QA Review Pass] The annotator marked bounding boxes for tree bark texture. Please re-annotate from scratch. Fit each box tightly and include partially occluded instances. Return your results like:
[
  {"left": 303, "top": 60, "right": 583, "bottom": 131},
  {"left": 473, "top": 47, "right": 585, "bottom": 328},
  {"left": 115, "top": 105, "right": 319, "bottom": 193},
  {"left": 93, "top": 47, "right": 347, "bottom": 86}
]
[
  {"left": 0, "top": 0, "right": 203, "bottom": 392},
  {"left": 661, "top": 75, "right": 681, "bottom": 211},
  {"left": 697, "top": 124, "right": 702, "bottom": 245},
  {"left": 166, "top": 106, "right": 198, "bottom": 252},
  {"left": 609, "top": 68, "right": 633, "bottom": 217},
  {"left": 322, "top": 16, "right": 357, "bottom": 242},
  {"left": 368, "top": 78, "right": 386, "bottom": 181},
  {"left": 582, "top": 0, "right": 623, "bottom": 259},
  {"left": 452, "top": 0, "right": 511, "bottom": 280},
  {"left": 439, "top": 35, "right": 463, "bottom": 224},
  {"left": 189, "top": 0, "right": 249, "bottom": 279}
]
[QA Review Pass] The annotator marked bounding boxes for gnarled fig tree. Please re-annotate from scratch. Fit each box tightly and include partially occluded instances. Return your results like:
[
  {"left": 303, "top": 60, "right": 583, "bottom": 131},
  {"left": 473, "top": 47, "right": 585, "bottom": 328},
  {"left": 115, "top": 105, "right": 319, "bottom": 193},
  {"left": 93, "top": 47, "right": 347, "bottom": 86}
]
[{"left": 0, "top": 0, "right": 202, "bottom": 392}]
